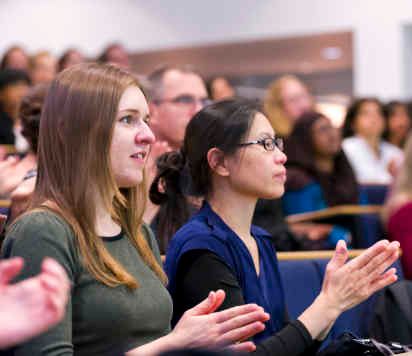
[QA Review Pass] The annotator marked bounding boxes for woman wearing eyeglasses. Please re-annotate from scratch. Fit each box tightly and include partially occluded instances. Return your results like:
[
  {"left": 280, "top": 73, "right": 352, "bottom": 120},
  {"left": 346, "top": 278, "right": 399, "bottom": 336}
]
[{"left": 160, "top": 98, "right": 400, "bottom": 356}]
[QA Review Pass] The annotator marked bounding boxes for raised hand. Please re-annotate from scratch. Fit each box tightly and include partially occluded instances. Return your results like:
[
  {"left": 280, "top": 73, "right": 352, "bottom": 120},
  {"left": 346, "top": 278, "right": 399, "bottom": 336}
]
[
  {"left": 320, "top": 239, "right": 399, "bottom": 313},
  {"left": 298, "top": 239, "right": 399, "bottom": 341},
  {"left": 171, "top": 290, "right": 269, "bottom": 352},
  {"left": 0, "top": 257, "right": 70, "bottom": 349}
]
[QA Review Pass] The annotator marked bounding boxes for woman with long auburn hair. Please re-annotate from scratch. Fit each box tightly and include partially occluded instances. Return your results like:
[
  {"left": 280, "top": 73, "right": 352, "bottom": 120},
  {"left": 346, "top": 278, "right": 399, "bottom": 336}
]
[{"left": 0, "top": 64, "right": 269, "bottom": 355}]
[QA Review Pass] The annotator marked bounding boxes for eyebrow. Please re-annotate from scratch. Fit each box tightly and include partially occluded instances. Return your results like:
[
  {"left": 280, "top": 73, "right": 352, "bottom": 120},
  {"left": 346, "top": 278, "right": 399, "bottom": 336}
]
[{"left": 118, "top": 108, "right": 141, "bottom": 115}]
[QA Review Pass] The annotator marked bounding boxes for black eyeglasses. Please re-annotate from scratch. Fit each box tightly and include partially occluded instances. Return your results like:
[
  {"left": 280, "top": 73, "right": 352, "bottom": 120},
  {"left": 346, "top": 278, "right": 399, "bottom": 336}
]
[
  {"left": 238, "top": 137, "right": 284, "bottom": 152},
  {"left": 154, "top": 95, "right": 212, "bottom": 108}
]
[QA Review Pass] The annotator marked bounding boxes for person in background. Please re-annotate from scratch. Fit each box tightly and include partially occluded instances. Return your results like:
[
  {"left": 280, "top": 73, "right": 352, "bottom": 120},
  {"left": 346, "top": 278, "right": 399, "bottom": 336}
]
[
  {"left": 0, "top": 69, "right": 30, "bottom": 145},
  {"left": 382, "top": 134, "right": 412, "bottom": 280},
  {"left": 1, "top": 63, "right": 268, "bottom": 355},
  {"left": 0, "top": 257, "right": 70, "bottom": 350},
  {"left": 207, "top": 76, "right": 235, "bottom": 101},
  {"left": 282, "top": 111, "right": 358, "bottom": 248},
  {"left": 162, "top": 98, "right": 400, "bottom": 356},
  {"left": 342, "top": 98, "right": 403, "bottom": 184},
  {"left": 263, "top": 75, "right": 314, "bottom": 138},
  {"left": 0, "top": 46, "right": 29, "bottom": 72},
  {"left": 383, "top": 100, "right": 411, "bottom": 149},
  {"left": 144, "top": 66, "right": 209, "bottom": 230},
  {"left": 98, "top": 42, "right": 130, "bottom": 69},
  {"left": 29, "top": 51, "right": 57, "bottom": 85},
  {"left": 58, "top": 48, "right": 85, "bottom": 72},
  {"left": 0, "top": 84, "right": 47, "bottom": 199}
]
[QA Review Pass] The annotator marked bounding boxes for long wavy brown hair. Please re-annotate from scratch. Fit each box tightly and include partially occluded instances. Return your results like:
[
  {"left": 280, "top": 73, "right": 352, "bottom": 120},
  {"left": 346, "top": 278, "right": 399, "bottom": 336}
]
[{"left": 30, "top": 63, "right": 166, "bottom": 288}]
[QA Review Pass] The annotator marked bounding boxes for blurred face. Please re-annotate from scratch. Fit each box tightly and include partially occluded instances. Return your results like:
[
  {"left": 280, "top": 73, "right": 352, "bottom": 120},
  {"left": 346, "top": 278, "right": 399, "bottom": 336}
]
[
  {"left": 352, "top": 101, "right": 385, "bottom": 139},
  {"left": 211, "top": 77, "right": 235, "bottom": 100},
  {"left": 107, "top": 46, "right": 129, "bottom": 69},
  {"left": 280, "top": 79, "right": 313, "bottom": 121},
  {"left": 31, "top": 55, "right": 57, "bottom": 85},
  {"left": 150, "top": 70, "right": 208, "bottom": 149},
  {"left": 61, "top": 50, "right": 84, "bottom": 71},
  {"left": 311, "top": 116, "right": 341, "bottom": 158},
  {"left": 223, "top": 112, "right": 287, "bottom": 199},
  {"left": 0, "top": 81, "right": 30, "bottom": 119},
  {"left": 388, "top": 105, "right": 411, "bottom": 141},
  {"left": 110, "top": 86, "right": 155, "bottom": 188},
  {"left": 5, "top": 48, "right": 29, "bottom": 71}
]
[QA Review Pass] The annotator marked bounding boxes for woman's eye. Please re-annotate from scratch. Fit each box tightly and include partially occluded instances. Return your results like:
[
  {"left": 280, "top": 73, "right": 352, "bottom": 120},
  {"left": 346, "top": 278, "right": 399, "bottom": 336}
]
[
  {"left": 143, "top": 115, "right": 151, "bottom": 125},
  {"left": 119, "top": 115, "right": 133, "bottom": 124}
]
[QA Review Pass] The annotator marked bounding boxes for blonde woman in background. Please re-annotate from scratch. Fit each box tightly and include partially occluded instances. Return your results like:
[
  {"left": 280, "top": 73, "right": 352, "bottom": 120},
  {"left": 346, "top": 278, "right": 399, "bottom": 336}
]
[{"left": 264, "top": 75, "right": 314, "bottom": 138}]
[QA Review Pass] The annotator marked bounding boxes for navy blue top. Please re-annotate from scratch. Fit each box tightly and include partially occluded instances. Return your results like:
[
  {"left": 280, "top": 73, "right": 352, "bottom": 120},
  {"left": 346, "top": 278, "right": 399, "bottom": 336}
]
[{"left": 165, "top": 202, "right": 286, "bottom": 344}]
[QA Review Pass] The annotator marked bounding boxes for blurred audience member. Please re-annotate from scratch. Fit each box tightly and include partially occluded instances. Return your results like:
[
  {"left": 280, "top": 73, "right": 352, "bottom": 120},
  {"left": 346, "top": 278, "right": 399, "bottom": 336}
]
[
  {"left": 29, "top": 51, "right": 57, "bottom": 85},
  {"left": 0, "top": 257, "right": 70, "bottom": 349},
  {"left": 383, "top": 135, "right": 412, "bottom": 280},
  {"left": 264, "top": 75, "right": 314, "bottom": 138},
  {"left": 383, "top": 100, "right": 411, "bottom": 148},
  {"left": 58, "top": 48, "right": 85, "bottom": 72},
  {"left": 145, "top": 66, "right": 209, "bottom": 237},
  {"left": 0, "top": 46, "right": 29, "bottom": 71},
  {"left": 0, "top": 84, "right": 47, "bottom": 199},
  {"left": 98, "top": 42, "right": 129, "bottom": 69},
  {"left": 0, "top": 69, "right": 30, "bottom": 145},
  {"left": 207, "top": 76, "right": 235, "bottom": 101},
  {"left": 283, "top": 112, "right": 357, "bottom": 248},
  {"left": 342, "top": 98, "right": 403, "bottom": 184}
]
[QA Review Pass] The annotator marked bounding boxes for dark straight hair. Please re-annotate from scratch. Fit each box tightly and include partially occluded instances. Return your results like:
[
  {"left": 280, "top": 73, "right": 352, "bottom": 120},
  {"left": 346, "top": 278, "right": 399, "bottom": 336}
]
[
  {"left": 342, "top": 97, "right": 384, "bottom": 138},
  {"left": 150, "top": 98, "right": 261, "bottom": 252}
]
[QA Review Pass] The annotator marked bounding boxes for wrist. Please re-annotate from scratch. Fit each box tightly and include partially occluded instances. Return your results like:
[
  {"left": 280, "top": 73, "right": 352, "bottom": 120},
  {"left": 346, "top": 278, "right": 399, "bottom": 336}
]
[{"left": 314, "top": 292, "right": 342, "bottom": 322}]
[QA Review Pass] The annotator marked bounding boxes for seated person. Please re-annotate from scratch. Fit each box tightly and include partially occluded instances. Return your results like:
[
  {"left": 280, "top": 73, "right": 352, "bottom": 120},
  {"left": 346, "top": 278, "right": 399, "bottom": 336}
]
[
  {"left": 0, "top": 84, "right": 47, "bottom": 200},
  {"left": 382, "top": 135, "right": 412, "bottom": 280},
  {"left": 383, "top": 100, "right": 411, "bottom": 149},
  {"left": 163, "top": 98, "right": 400, "bottom": 356},
  {"left": 1, "top": 64, "right": 268, "bottom": 355},
  {"left": 282, "top": 111, "right": 359, "bottom": 248},
  {"left": 342, "top": 98, "right": 403, "bottom": 184},
  {"left": 0, "top": 69, "right": 30, "bottom": 145}
]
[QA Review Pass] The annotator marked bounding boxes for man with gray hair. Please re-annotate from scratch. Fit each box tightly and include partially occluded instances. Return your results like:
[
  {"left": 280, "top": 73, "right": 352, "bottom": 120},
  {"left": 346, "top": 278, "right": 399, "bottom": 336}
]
[{"left": 147, "top": 66, "right": 209, "bottom": 150}]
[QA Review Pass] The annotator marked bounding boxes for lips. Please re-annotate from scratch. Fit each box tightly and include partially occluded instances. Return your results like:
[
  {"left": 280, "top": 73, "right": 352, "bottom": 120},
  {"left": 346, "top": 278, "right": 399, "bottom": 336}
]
[
  {"left": 274, "top": 169, "right": 287, "bottom": 182},
  {"left": 130, "top": 151, "right": 148, "bottom": 164}
]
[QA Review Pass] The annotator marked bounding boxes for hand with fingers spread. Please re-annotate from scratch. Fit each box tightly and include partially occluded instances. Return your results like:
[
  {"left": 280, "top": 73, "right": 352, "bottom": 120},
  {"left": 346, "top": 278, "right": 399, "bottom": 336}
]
[
  {"left": 127, "top": 290, "right": 269, "bottom": 356},
  {"left": 170, "top": 290, "right": 269, "bottom": 352},
  {"left": 298, "top": 239, "right": 400, "bottom": 341},
  {"left": 0, "top": 257, "right": 70, "bottom": 349}
]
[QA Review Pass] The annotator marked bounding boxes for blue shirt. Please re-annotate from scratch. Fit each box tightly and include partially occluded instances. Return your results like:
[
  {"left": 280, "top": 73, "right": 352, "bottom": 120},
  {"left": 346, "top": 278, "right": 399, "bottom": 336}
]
[{"left": 165, "top": 201, "right": 286, "bottom": 343}]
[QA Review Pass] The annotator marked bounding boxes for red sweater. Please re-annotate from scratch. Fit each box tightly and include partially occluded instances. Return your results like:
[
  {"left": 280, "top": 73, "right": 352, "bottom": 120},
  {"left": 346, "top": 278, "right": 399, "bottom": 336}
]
[{"left": 387, "top": 201, "right": 412, "bottom": 280}]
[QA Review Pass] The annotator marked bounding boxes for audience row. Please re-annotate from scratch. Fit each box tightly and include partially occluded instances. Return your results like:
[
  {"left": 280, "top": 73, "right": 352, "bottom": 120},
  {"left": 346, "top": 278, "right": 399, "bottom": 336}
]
[{"left": 0, "top": 63, "right": 403, "bottom": 355}]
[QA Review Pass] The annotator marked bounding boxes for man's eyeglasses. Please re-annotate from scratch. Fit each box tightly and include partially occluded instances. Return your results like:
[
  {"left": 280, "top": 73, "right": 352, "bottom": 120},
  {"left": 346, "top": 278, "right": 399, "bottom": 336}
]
[
  {"left": 238, "top": 137, "right": 284, "bottom": 152},
  {"left": 154, "top": 95, "right": 212, "bottom": 108}
]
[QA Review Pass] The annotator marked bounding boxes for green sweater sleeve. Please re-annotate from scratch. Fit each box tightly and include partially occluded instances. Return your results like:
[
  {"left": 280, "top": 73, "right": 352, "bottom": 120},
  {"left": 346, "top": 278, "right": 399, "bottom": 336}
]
[{"left": 2, "top": 211, "right": 78, "bottom": 356}]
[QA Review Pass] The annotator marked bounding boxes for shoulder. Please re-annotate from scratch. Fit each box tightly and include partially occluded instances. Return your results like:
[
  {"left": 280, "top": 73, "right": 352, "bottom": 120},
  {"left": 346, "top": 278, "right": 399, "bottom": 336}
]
[
  {"left": 381, "top": 141, "right": 403, "bottom": 156},
  {"left": 342, "top": 136, "right": 362, "bottom": 150},
  {"left": 3, "top": 209, "right": 76, "bottom": 256},
  {"left": 141, "top": 223, "right": 157, "bottom": 250}
]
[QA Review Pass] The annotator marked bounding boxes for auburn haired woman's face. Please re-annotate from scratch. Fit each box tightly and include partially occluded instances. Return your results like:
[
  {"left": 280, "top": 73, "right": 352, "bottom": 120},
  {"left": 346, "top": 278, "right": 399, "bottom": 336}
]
[
  {"left": 110, "top": 86, "right": 155, "bottom": 188},
  {"left": 224, "top": 112, "right": 287, "bottom": 199}
]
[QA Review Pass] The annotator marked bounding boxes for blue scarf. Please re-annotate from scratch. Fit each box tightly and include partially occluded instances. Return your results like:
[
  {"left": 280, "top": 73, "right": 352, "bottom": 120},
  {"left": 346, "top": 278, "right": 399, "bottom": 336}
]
[{"left": 165, "top": 201, "right": 286, "bottom": 343}]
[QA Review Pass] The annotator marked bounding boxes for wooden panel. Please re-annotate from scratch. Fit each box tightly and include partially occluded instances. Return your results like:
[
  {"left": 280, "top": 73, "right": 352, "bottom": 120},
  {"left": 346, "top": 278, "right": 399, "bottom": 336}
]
[{"left": 130, "top": 31, "right": 353, "bottom": 78}]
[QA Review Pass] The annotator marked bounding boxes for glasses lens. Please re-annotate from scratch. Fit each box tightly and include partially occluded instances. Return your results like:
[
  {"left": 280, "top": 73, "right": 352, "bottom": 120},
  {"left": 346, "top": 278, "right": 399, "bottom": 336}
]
[
  {"left": 275, "top": 138, "right": 284, "bottom": 151},
  {"left": 263, "top": 138, "right": 275, "bottom": 151},
  {"left": 173, "top": 95, "right": 196, "bottom": 104}
]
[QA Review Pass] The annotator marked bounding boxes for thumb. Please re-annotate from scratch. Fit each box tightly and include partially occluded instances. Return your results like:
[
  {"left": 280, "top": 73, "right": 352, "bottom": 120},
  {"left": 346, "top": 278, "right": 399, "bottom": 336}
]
[
  {"left": 328, "top": 240, "right": 348, "bottom": 269},
  {"left": 0, "top": 257, "right": 24, "bottom": 285},
  {"left": 186, "top": 290, "right": 226, "bottom": 316}
]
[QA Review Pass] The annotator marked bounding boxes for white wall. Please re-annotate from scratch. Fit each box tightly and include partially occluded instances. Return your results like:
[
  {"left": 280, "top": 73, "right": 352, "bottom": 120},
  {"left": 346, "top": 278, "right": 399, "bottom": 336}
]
[{"left": 1, "top": 0, "right": 412, "bottom": 99}]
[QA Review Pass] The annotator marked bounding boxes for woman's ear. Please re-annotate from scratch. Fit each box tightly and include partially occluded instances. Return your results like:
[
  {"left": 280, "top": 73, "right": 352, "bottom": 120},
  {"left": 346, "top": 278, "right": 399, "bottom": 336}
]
[{"left": 207, "top": 147, "right": 230, "bottom": 177}]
